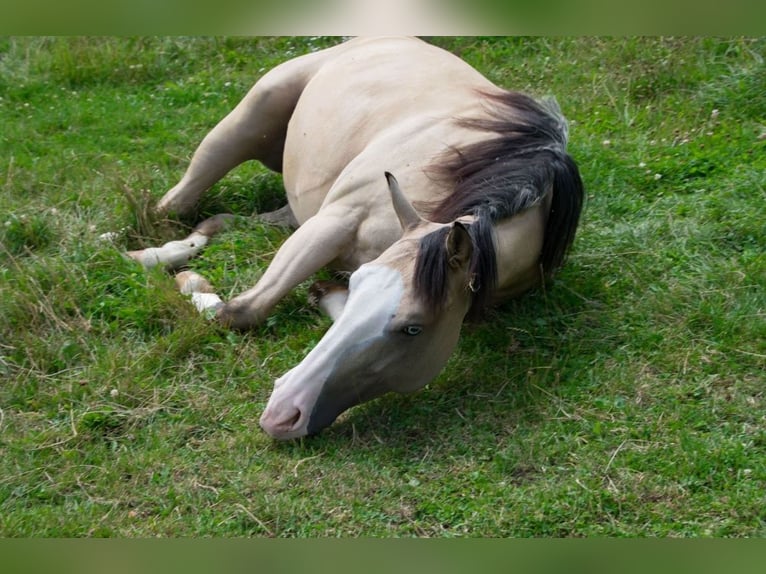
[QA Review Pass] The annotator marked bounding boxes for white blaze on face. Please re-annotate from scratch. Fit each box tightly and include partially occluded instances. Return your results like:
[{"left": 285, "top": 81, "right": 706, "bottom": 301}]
[{"left": 259, "top": 265, "right": 404, "bottom": 439}]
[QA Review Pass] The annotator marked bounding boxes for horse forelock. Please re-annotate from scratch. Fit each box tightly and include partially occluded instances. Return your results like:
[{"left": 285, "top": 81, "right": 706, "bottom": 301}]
[
  {"left": 414, "top": 221, "right": 496, "bottom": 318},
  {"left": 413, "top": 227, "right": 451, "bottom": 313}
]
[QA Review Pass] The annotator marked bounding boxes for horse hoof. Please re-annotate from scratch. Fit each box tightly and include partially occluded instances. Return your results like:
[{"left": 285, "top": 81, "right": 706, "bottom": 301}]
[
  {"left": 175, "top": 270, "right": 214, "bottom": 294},
  {"left": 193, "top": 213, "right": 236, "bottom": 237},
  {"left": 215, "top": 302, "right": 258, "bottom": 331}
]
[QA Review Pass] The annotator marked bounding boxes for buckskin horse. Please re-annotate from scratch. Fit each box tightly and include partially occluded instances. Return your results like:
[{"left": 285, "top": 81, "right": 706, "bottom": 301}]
[{"left": 126, "top": 37, "right": 584, "bottom": 439}]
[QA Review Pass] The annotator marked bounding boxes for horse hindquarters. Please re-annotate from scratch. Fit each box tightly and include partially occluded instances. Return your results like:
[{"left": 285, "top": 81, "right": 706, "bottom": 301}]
[{"left": 155, "top": 47, "right": 341, "bottom": 217}]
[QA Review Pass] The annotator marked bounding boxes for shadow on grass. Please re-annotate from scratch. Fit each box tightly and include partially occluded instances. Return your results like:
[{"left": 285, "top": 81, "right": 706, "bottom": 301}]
[{"left": 267, "top": 262, "right": 618, "bottom": 460}]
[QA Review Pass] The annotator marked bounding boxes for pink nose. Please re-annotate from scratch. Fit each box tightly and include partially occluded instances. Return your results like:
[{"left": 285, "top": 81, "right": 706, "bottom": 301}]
[{"left": 259, "top": 405, "right": 306, "bottom": 440}]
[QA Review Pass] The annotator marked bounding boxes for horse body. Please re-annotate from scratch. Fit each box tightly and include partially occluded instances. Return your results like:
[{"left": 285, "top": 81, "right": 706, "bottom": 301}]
[
  {"left": 283, "top": 37, "right": 489, "bottom": 224},
  {"left": 136, "top": 37, "right": 583, "bottom": 439}
]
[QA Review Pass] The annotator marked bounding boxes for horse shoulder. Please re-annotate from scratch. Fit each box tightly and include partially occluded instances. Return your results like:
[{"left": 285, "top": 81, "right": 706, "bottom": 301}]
[{"left": 314, "top": 176, "right": 401, "bottom": 271}]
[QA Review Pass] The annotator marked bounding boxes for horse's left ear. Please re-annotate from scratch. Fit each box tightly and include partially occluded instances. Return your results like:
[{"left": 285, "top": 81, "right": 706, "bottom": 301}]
[
  {"left": 446, "top": 221, "right": 473, "bottom": 270},
  {"left": 385, "top": 172, "right": 423, "bottom": 231}
]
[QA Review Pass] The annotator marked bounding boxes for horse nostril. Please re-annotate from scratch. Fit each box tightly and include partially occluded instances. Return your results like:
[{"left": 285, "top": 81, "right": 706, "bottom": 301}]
[
  {"left": 287, "top": 409, "right": 302, "bottom": 430},
  {"left": 259, "top": 403, "right": 307, "bottom": 439}
]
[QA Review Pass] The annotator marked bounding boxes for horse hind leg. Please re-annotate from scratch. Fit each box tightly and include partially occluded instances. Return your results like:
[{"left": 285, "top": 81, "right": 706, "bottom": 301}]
[
  {"left": 256, "top": 204, "right": 298, "bottom": 229},
  {"left": 126, "top": 213, "right": 234, "bottom": 270},
  {"left": 155, "top": 83, "right": 290, "bottom": 217},
  {"left": 155, "top": 48, "right": 338, "bottom": 217}
]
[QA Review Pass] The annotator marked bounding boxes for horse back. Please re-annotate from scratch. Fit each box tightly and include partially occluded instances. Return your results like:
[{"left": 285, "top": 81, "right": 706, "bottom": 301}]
[{"left": 281, "top": 37, "right": 498, "bottom": 224}]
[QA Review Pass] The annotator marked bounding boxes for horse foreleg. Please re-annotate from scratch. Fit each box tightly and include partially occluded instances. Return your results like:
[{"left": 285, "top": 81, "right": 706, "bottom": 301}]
[
  {"left": 175, "top": 270, "right": 225, "bottom": 315},
  {"left": 216, "top": 207, "right": 359, "bottom": 330},
  {"left": 308, "top": 281, "right": 349, "bottom": 322},
  {"left": 127, "top": 214, "right": 233, "bottom": 270}
]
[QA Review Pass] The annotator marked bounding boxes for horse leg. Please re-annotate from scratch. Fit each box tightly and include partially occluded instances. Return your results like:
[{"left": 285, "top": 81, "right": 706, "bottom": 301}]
[
  {"left": 175, "top": 270, "right": 224, "bottom": 315},
  {"left": 216, "top": 206, "right": 359, "bottom": 330},
  {"left": 155, "top": 49, "right": 336, "bottom": 217},
  {"left": 155, "top": 77, "right": 296, "bottom": 216},
  {"left": 308, "top": 281, "right": 349, "bottom": 322},
  {"left": 174, "top": 273, "right": 351, "bottom": 324},
  {"left": 256, "top": 204, "right": 298, "bottom": 229},
  {"left": 126, "top": 213, "right": 234, "bottom": 270}
]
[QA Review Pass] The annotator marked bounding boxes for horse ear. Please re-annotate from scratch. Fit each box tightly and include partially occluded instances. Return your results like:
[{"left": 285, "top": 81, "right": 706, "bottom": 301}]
[
  {"left": 385, "top": 172, "right": 423, "bottom": 231},
  {"left": 446, "top": 221, "right": 473, "bottom": 270}
]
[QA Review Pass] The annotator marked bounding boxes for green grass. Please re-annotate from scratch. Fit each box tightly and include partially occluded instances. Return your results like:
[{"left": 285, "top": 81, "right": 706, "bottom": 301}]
[{"left": 1, "top": 36, "right": 764, "bottom": 537}]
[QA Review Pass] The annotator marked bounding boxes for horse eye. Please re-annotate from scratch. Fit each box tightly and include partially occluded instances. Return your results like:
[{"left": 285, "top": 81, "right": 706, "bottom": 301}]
[{"left": 402, "top": 325, "right": 423, "bottom": 336}]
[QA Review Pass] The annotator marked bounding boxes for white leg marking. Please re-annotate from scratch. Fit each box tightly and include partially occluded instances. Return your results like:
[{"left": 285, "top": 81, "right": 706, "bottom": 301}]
[
  {"left": 127, "top": 232, "right": 209, "bottom": 271},
  {"left": 175, "top": 270, "right": 224, "bottom": 316}
]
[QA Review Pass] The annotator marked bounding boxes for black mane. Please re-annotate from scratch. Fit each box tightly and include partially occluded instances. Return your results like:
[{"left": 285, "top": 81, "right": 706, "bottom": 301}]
[{"left": 414, "top": 90, "right": 584, "bottom": 316}]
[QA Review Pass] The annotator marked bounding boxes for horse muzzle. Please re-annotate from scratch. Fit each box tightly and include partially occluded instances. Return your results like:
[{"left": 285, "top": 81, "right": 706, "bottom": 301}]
[
  {"left": 257, "top": 384, "right": 356, "bottom": 440},
  {"left": 259, "top": 403, "right": 309, "bottom": 440}
]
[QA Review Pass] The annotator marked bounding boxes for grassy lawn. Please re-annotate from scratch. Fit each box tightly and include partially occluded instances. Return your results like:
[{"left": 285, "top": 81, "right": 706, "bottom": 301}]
[{"left": 0, "top": 36, "right": 764, "bottom": 537}]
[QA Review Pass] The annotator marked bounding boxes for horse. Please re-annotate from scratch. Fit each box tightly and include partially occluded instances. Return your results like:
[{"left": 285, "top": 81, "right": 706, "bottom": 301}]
[{"left": 126, "top": 37, "right": 584, "bottom": 440}]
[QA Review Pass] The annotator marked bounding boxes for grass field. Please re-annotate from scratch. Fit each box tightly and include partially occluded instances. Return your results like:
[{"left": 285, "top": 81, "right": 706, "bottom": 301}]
[{"left": 1, "top": 37, "right": 764, "bottom": 537}]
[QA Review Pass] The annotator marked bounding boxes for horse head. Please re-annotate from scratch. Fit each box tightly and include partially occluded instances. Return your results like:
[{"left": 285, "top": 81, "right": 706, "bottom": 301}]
[{"left": 259, "top": 174, "right": 476, "bottom": 439}]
